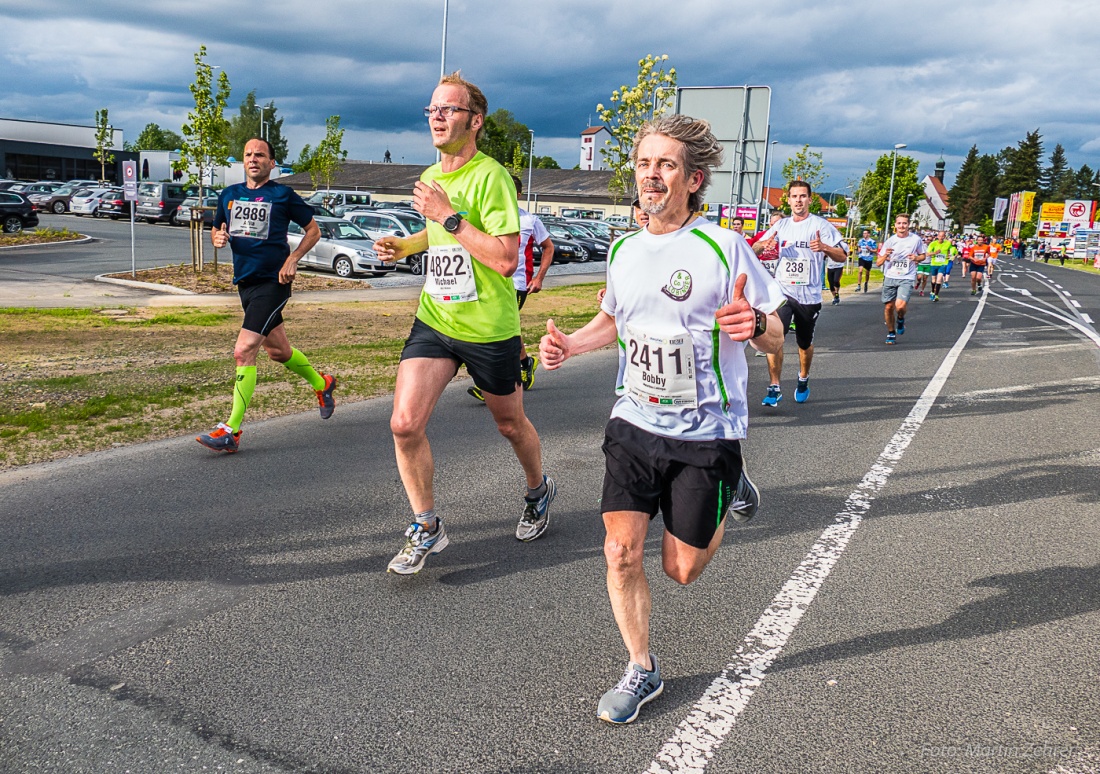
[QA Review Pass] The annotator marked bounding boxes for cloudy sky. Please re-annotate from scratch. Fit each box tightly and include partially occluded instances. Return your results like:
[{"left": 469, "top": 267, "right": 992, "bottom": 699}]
[{"left": 3, "top": 0, "right": 1098, "bottom": 192}]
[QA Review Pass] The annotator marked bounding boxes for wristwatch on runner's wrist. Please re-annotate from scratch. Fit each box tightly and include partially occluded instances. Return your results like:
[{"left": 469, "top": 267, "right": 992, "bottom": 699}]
[
  {"left": 443, "top": 213, "right": 464, "bottom": 233},
  {"left": 752, "top": 309, "right": 767, "bottom": 339}
]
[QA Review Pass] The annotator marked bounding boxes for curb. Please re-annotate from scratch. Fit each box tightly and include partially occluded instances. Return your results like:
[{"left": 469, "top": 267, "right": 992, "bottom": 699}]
[
  {"left": 0, "top": 235, "right": 94, "bottom": 251},
  {"left": 94, "top": 274, "right": 196, "bottom": 295}
]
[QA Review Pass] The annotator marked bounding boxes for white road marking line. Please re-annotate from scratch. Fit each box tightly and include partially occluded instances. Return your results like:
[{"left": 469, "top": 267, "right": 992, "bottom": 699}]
[
  {"left": 989, "top": 291, "right": 1100, "bottom": 346},
  {"left": 646, "top": 280, "right": 991, "bottom": 774},
  {"left": 1071, "top": 299, "right": 1082, "bottom": 308},
  {"left": 1084, "top": 314, "right": 1094, "bottom": 324}
]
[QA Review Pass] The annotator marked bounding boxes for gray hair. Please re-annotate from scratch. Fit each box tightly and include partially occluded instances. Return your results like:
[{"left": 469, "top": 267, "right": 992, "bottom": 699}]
[{"left": 632, "top": 114, "right": 724, "bottom": 212}]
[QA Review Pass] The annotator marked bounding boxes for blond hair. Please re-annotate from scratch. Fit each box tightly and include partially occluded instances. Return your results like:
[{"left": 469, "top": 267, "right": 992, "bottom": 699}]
[{"left": 438, "top": 70, "right": 487, "bottom": 142}]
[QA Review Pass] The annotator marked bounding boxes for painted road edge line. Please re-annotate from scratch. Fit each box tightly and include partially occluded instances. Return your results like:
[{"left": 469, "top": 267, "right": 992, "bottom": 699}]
[{"left": 646, "top": 292, "right": 990, "bottom": 774}]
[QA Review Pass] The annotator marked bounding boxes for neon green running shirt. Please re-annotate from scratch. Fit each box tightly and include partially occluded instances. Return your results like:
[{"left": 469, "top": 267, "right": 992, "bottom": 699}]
[{"left": 415, "top": 152, "right": 521, "bottom": 343}]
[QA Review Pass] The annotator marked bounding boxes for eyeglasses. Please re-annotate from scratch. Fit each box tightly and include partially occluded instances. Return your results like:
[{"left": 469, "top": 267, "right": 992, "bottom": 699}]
[{"left": 424, "top": 105, "right": 473, "bottom": 119}]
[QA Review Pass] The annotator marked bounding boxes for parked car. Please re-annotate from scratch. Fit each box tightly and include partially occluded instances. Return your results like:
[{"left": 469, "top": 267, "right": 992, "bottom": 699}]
[
  {"left": 0, "top": 180, "right": 21, "bottom": 191},
  {"left": 343, "top": 208, "right": 427, "bottom": 274},
  {"left": 305, "top": 190, "right": 373, "bottom": 217},
  {"left": 97, "top": 190, "right": 134, "bottom": 220},
  {"left": 135, "top": 182, "right": 191, "bottom": 225},
  {"left": 0, "top": 191, "right": 39, "bottom": 233},
  {"left": 564, "top": 218, "right": 613, "bottom": 240},
  {"left": 307, "top": 203, "right": 336, "bottom": 218},
  {"left": 67, "top": 179, "right": 102, "bottom": 189},
  {"left": 543, "top": 223, "right": 599, "bottom": 262},
  {"left": 604, "top": 214, "right": 630, "bottom": 227},
  {"left": 287, "top": 216, "right": 395, "bottom": 278},
  {"left": 534, "top": 232, "right": 587, "bottom": 264},
  {"left": 15, "top": 181, "right": 65, "bottom": 199},
  {"left": 175, "top": 195, "right": 220, "bottom": 226},
  {"left": 29, "top": 184, "right": 83, "bottom": 214},
  {"left": 69, "top": 187, "right": 119, "bottom": 217}
]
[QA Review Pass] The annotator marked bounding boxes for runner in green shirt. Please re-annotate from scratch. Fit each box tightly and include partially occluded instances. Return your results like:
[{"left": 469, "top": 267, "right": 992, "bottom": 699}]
[
  {"left": 372, "top": 72, "right": 556, "bottom": 575},
  {"left": 926, "top": 231, "right": 957, "bottom": 301}
]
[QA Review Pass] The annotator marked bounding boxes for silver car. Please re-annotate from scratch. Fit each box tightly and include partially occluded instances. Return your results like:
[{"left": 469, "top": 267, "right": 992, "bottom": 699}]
[
  {"left": 343, "top": 208, "right": 427, "bottom": 275},
  {"left": 287, "top": 216, "right": 395, "bottom": 278},
  {"left": 69, "top": 188, "right": 118, "bottom": 217}
]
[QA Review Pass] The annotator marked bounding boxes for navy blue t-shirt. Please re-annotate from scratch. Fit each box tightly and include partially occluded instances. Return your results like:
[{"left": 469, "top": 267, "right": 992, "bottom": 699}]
[{"left": 214, "top": 181, "right": 315, "bottom": 286}]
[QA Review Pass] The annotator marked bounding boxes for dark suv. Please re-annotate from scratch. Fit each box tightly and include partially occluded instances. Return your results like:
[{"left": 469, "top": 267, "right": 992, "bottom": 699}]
[
  {"left": 0, "top": 191, "right": 39, "bottom": 233},
  {"left": 135, "top": 182, "right": 191, "bottom": 225}
]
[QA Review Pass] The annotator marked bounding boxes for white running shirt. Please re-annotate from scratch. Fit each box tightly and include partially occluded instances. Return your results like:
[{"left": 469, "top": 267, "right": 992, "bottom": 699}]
[
  {"left": 514, "top": 207, "right": 549, "bottom": 292},
  {"left": 601, "top": 217, "right": 785, "bottom": 441},
  {"left": 759, "top": 214, "right": 846, "bottom": 305},
  {"left": 879, "top": 234, "right": 926, "bottom": 281}
]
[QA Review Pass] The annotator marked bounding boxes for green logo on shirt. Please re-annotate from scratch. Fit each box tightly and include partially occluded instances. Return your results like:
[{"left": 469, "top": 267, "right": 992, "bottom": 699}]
[{"left": 661, "top": 270, "right": 693, "bottom": 301}]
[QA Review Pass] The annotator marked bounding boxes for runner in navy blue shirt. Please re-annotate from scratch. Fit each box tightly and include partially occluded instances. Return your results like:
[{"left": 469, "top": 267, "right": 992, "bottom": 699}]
[{"left": 196, "top": 138, "right": 338, "bottom": 453}]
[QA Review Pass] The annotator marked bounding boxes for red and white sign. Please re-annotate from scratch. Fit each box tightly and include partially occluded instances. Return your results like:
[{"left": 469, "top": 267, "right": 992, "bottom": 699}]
[{"left": 1064, "top": 199, "right": 1095, "bottom": 223}]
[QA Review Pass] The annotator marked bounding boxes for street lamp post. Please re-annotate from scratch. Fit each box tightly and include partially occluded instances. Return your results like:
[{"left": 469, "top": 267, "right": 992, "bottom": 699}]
[
  {"left": 526, "top": 130, "right": 534, "bottom": 212},
  {"left": 259, "top": 105, "right": 268, "bottom": 141},
  {"left": 884, "top": 143, "right": 906, "bottom": 236}
]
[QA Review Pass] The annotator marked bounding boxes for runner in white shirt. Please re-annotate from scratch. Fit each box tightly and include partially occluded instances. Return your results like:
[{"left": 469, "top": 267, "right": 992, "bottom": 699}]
[
  {"left": 539, "top": 114, "right": 785, "bottom": 725},
  {"left": 751, "top": 180, "right": 847, "bottom": 405},
  {"left": 467, "top": 175, "right": 554, "bottom": 401},
  {"left": 875, "top": 213, "right": 926, "bottom": 345}
]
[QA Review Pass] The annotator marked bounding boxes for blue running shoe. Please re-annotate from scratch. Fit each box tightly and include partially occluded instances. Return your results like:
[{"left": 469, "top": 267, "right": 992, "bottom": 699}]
[
  {"left": 795, "top": 377, "right": 810, "bottom": 403},
  {"left": 761, "top": 384, "right": 782, "bottom": 407},
  {"left": 387, "top": 520, "right": 450, "bottom": 575},
  {"left": 886, "top": 332, "right": 897, "bottom": 345},
  {"left": 597, "top": 656, "right": 664, "bottom": 725},
  {"left": 516, "top": 475, "right": 555, "bottom": 541}
]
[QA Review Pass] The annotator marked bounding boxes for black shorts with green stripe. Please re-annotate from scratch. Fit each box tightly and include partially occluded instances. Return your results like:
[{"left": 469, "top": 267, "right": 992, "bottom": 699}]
[{"left": 600, "top": 418, "right": 744, "bottom": 549}]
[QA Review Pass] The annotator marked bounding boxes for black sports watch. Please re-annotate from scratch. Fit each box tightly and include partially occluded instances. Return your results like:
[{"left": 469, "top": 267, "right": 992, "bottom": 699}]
[
  {"left": 443, "top": 212, "right": 464, "bottom": 233},
  {"left": 752, "top": 309, "right": 768, "bottom": 339}
]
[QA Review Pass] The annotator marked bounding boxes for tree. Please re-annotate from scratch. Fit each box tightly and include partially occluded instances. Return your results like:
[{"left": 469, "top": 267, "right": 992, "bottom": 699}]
[
  {"left": 947, "top": 145, "right": 979, "bottom": 225},
  {"left": 533, "top": 155, "right": 560, "bottom": 169},
  {"left": 93, "top": 108, "right": 115, "bottom": 183},
  {"left": 176, "top": 45, "right": 232, "bottom": 200},
  {"left": 1040, "top": 144, "right": 1067, "bottom": 199},
  {"left": 779, "top": 144, "right": 826, "bottom": 214},
  {"left": 596, "top": 53, "right": 677, "bottom": 205},
  {"left": 998, "top": 129, "right": 1043, "bottom": 197},
  {"left": 1073, "top": 164, "right": 1096, "bottom": 199},
  {"left": 302, "top": 115, "right": 347, "bottom": 191},
  {"left": 480, "top": 109, "right": 531, "bottom": 169},
  {"left": 853, "top": 152, "right": 923, "bottom": 227},
  {"left": 834, "top": 197, "right": 848, "bottom": 218},
  {"left": 227, "top": 90, "right": 288, "bottom": 162},
  {"left": 125, "top": 123, "right": 183, "bottom": 152}
]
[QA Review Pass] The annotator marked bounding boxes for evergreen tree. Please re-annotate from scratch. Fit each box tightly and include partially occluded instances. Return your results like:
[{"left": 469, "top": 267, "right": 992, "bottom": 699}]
[
  {"left": 480, "top": 109, "right": 532, "bottom": 170},
  {"left": 999, "top": 129, "right": 1043, "bottom": 196},
  {"left": 1073, "top": 164, "right": 1096, "bottom": 199},
  {"left": 1053, "top": 168, "right": 1077, "bottom": 201},
  {"left": 227, "top": 90, "right": 288, "bottom": 162},
  {"left": 1040, "top": 144, "right": 1067, "bottom": 199},
  {"left": 947, "top": 145, "right": 979, "bottom": 224}
]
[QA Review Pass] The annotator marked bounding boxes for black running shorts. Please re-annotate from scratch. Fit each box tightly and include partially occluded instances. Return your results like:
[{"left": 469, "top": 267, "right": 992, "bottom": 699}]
[
  {"left": 600, "top": 418, "right": 744, "bottom": 550},
  {"left": 776, "top": 296, "right": 821, "bottom": 351},
  {"left": 239, "top": 280, "right": 291, "bottom": 336},
  {"left": 400, "top": 317, "right": 522, "bottom": 396},
  {"left": 516, "top": 289, "right": 529, "bottom": 310}
]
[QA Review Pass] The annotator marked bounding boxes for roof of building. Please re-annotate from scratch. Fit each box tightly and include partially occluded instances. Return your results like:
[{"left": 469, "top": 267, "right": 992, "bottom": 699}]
[{"left": 580, "top": 126, "right": 608, "bottom": 136}]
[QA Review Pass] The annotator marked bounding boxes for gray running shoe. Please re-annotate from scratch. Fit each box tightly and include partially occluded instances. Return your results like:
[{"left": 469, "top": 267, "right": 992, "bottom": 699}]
[
  {"left": 728, "top": 465, "right": 760, "bottom": 523},
  {"left": 387, "top": 520, "right": 449, "bottom": 575},
  {"left": 597, "top": 655, "right": 664, "bottom": 724},
  {"left": 516, "top": 475, "right": 555, "bottom": 541}
]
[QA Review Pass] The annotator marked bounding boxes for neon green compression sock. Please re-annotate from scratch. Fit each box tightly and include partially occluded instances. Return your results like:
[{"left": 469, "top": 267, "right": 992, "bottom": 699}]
[
  {"left": 227, "top": 366, "right": 257, "bottom": 432},
  {"left": 283, "top": 348, "right": 325, "bottom": 390}
]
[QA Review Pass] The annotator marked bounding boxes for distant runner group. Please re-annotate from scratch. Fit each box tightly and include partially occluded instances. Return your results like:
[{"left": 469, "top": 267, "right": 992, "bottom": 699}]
[{"left": 192, "top": 70, "right": 1012, "bottom": 726}]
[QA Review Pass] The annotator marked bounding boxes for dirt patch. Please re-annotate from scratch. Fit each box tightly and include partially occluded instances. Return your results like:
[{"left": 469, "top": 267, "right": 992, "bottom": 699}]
[
  {"left": 0, "top": 227, "right": 84, "bottom": 247},
  {"left": 103, "top": 263, "right": 368, "bottom": 294}
]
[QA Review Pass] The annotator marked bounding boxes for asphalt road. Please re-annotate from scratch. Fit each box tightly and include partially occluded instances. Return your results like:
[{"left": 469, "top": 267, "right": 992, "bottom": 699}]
[{"left": 1, "top": 258, "right": 1098, "bottom": 773}]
